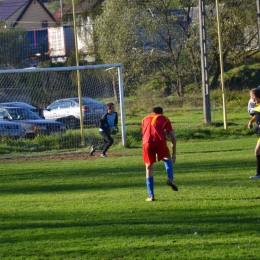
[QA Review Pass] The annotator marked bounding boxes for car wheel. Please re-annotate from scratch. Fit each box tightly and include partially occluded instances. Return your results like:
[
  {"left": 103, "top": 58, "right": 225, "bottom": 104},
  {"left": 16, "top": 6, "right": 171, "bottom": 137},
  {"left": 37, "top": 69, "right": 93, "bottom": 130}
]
[
  {"left": 66, "top": 117, "right": 79, "bottom": 129},
  {"left": 25, "top": 133, "right": 35, "bottom": 139}
]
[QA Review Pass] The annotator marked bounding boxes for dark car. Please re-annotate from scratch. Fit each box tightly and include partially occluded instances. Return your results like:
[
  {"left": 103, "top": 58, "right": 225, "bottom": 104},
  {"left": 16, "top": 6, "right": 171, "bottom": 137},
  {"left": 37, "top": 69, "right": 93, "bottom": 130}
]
[
  {"left": 0, "top": 121, "right": 25, "bottom": 139},
  {"left": 0, "top": 107, "right": 66, "bottom": 138},
  {"left": 0, "top": 102, "right": 44, "bottom": 118},
  {"left": 43, "top": 97, "right": 107, "bottom": 129}
]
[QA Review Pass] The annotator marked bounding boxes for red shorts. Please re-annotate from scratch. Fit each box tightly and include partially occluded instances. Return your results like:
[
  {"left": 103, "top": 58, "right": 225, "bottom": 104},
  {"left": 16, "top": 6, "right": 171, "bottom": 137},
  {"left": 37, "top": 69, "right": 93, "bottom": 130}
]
[{"left": 142, "top": 141, "right": 170, "bottom": 166}]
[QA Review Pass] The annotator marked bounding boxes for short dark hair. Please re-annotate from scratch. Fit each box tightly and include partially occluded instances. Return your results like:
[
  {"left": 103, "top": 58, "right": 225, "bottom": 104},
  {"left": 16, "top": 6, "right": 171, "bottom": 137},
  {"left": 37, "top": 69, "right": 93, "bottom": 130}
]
[
  {"left": 152, "top": 106, "right": 163, "bottom": 114},
  {"left": 251, "top": 88, "right": 260, "bottom": 99},
  {"left": 107, "top": 102, "right": 114, "bottom": 108}
]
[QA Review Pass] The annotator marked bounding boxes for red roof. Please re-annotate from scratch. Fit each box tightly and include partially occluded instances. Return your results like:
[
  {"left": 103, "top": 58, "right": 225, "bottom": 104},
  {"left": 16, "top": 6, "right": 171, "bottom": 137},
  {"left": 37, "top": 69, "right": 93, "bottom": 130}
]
[{"left": 53, "top": 7, "right": 67, "bottom": 23}]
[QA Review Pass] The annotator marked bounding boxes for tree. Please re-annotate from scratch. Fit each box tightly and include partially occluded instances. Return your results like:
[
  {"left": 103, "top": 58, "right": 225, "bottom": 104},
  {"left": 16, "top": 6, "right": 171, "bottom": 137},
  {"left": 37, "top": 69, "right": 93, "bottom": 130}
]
[
  {"left": 0, "top": 26, "right": 29, "bottom": 69},
  {"left": 95, "top": 0, "right": 200, "bottom": 97},
  {"left": 206, "top": 0, "right": 257, "bottom": 89}
]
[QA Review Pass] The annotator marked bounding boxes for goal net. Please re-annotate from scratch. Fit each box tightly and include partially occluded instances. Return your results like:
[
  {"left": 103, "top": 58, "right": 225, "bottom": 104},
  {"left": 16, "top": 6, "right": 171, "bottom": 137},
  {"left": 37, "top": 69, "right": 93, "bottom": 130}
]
[{"left": 0, "top": 64, "right": 126, "bottom": 155}]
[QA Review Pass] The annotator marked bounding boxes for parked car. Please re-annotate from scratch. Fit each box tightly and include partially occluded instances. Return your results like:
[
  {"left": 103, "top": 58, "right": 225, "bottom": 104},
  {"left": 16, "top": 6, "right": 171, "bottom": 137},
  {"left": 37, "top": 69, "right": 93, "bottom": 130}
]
[
  {"left": 0, "top": 121, "right": 25, "bottom": 139},
  {"left": 0, "top": 107, "right": 66, "bottom": 138},
  {"left": 43, "top": 97, "right": 107, "bottom": 129},
  {"left": 0, "top": 102, "right": 44, "bottom": 118}
]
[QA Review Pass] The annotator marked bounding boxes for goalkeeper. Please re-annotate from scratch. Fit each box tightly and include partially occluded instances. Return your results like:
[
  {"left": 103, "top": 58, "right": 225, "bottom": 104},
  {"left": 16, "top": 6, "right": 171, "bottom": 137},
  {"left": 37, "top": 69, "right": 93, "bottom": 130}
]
[{"left": 90, "top": 102, "right": 118, "bottom": 157}]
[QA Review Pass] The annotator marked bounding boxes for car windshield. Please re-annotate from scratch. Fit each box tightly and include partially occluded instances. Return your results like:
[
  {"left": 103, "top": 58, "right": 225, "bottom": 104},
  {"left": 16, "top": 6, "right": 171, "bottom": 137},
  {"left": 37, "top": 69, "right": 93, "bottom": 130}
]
[{"left": 7, "top": 108, "right": 41, "bottom": 120}]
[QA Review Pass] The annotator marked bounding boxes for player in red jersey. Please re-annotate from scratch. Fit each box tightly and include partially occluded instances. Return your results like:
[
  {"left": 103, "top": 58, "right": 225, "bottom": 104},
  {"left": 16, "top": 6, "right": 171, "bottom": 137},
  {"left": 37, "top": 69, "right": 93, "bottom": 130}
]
[{"left": 142, "top": 106, "right": 178, "bottom": 201}]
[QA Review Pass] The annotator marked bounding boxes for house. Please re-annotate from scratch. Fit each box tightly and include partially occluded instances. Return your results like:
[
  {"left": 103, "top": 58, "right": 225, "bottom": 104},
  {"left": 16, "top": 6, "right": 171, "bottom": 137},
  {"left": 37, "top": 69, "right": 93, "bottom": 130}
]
[
  {"left": 53, "top": 0, "right": 103, "bottom": 24},
  {"left": 53, "top": 0, "right": 104, "bottom": 62},
  {"left": 0, "top": 0, "right": 104, "bottom": 65},
  {"left": 0, "top": 0, "right": 58, "bottom": 67},
  {"left": 0, "top": 0, "right": 56, "bottom": 30}
]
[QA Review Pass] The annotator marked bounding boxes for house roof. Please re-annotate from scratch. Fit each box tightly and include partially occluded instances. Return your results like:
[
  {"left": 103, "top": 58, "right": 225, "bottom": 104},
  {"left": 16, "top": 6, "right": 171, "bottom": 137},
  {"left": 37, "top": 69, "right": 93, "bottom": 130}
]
[
  {"left": 53, "top": 7, "right": 67, "bottom": 24},
  {"left": 76, "top": 0, "right": 102, "bottom": 12},
  {"left": 0, "top": 0, "right": 29, "bottom": 21},
  {"left": 0, "top": 0, "right": 56, "bottom": 27}
]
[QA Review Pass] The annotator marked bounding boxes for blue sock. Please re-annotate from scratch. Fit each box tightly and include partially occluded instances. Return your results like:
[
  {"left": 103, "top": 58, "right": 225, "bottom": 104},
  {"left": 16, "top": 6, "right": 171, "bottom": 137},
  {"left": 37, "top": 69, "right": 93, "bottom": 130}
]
[
  {"left": 146, "top": 177, "right": 154, "bottom": 197},
  {"left": 163, "top": 159, "right": 174, "bottom": 181}
]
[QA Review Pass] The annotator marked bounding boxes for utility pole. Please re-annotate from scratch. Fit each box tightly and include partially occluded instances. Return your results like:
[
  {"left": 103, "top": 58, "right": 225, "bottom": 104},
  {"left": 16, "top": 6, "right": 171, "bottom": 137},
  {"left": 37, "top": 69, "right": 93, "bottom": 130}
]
[
  {"left": 199, "top": 0, "right": 211, "bottom": 123},
  {"left": 257, "top": 0, "right": 260, "bottom": 47},
  {"left": 216, "top": 0, "right": 227, "bottom": 130},
  {"left": 72, "top": 0, "right": 84, "bottom": 145},
  {"left": 60, "top": 0, "right": 63, "bottom": 25}
]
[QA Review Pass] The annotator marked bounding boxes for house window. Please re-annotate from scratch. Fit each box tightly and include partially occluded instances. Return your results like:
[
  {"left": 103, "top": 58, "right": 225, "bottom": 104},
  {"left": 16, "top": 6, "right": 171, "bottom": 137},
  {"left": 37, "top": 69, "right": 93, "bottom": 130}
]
[{"left": 41, "top": 20, "right": 48, "bottom": 28}]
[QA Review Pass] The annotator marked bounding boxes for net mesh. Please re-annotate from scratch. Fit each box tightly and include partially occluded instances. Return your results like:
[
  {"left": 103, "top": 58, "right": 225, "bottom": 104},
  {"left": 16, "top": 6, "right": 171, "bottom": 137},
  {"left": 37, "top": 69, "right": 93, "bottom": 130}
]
[{"left": 0, "top": 65, "right": 122, "bottom": 155}]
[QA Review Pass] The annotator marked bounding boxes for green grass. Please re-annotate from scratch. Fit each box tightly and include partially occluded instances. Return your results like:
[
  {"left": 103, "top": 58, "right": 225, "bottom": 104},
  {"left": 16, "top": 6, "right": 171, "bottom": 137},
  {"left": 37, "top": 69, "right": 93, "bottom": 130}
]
[{"left": 0, "top": 137, "right": 260, "bottom": 259}]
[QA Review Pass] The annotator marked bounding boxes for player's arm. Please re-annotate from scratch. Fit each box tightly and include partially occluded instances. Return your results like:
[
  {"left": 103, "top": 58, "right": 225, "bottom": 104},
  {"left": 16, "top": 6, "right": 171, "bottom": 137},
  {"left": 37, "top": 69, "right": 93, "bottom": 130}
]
[
  {"left": 114, "top": 112, "right": 118, "bottom": 126},
  {"left": 168, "top": 130, "right": 177, "bottom": 163},
  {"left": 99, "top": 114, "right": 109, "bottom": 132},
  {"left": 248, "top": 99, "right": 256, "bottom": 116},
  {"left": 248, "top": 116, "right": 256, "bottom": 129}
]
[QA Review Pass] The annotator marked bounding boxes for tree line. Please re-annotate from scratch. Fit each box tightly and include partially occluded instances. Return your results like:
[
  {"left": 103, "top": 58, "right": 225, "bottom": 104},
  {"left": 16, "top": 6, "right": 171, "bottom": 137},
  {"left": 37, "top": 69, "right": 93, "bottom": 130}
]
[
  {"left": 0, "top": 0, "right": 258, "bottom": 99},
  {"left": 94, "top": 0, "right": 257, "bottom": 97}
]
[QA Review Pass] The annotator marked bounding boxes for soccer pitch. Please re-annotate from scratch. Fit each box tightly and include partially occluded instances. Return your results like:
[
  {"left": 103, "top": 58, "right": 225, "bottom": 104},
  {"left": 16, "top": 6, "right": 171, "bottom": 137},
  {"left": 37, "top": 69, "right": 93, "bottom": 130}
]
[{"left": 0, "top": 137, "right": 259, "bottom": 259}]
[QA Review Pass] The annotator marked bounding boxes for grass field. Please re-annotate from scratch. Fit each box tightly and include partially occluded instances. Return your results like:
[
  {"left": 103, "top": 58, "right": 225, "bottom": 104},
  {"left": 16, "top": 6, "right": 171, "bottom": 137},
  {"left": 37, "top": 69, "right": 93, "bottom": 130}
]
[{"left": 0, "top": 136, "right": 260, "bottom": 259}]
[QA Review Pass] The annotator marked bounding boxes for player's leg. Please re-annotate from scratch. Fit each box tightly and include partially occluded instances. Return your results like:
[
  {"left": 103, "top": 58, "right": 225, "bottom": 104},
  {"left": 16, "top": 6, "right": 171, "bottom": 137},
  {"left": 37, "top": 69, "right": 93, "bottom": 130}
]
[
  {"left": 163, "top": 156, "right": 173, "bottom": 181},
  {"left": 143, "top": 143, "right": 156, "bottom": 201},
  {"left": 250, "top": 139, "right": 260, "bottom": 178},
  {"left": 101, "top": 132, "right": 114, "bottom": 157},
  {"left": 157, "top": 143, "right": 178, "bottom": 191},
  {"left": 145, "top": 163, "right": 155, "bottom": 201},
  {"left": 90, "top": 131, "right": 105, "bottom": 156},
  {"left": 163, "top": 157, "right": 178, "bottom": 191}
]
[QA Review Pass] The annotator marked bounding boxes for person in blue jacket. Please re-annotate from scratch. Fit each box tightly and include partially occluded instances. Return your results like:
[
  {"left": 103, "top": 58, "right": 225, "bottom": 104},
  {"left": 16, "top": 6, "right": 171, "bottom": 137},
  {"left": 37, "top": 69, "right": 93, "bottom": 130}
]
[{"left": 90, "top": 102, "right": 118, "bottom": 157}]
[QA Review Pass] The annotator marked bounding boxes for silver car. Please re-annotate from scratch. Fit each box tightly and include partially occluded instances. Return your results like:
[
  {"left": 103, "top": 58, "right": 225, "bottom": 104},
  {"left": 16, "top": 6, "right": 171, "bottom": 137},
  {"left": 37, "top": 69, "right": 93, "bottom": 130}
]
[
  {"left": 0, "top": 102, "right": 44, "bottom": 118},
  {"left": 43, "top": 97, "right": 107, "bottom": 129},
  {"left": 0, "top": 121, "right": 25, "bottom": 139}
]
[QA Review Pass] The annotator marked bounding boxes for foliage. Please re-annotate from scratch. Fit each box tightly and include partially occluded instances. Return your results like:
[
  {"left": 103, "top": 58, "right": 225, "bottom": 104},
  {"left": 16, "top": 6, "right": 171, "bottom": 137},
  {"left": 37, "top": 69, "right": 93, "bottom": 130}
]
[
  {"left": 0, "top": 27, "right": 29, "bottom": 69},
  {"left": 223, "top": 64, "right": 260, "bottom": 90},
  {"left": 206, "top": 0, "right": 256, "bottom": 89},
  {"left": 0, "top": 138, "right": 259, "bottom": 259},
  {"left": 43, "top": 0, "right": 60, "bottom": 14},
  {"left": 95, "top": 0, "right": 201, "bottom": 97},
  {"left": 94, "top": 0, "right": 259, "bottom": 99},
  {"left": 2, "top": 0, "right": 257, "bottom": 99}
]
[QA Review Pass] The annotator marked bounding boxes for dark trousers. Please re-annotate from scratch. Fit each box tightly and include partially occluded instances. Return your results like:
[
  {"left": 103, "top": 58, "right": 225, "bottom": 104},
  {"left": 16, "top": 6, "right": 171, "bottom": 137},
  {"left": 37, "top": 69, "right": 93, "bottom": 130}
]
[
  {"left": 257, "top": 154, "right": 260, "bottom": 174},
  {"left": 95, "top": 131, "right": 114, "bottom": 155}
]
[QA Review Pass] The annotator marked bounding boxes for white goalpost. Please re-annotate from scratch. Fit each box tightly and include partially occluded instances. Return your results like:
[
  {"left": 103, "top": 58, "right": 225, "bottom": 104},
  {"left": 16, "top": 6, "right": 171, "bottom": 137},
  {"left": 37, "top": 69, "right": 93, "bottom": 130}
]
[{"left": 0, "top": 63, "right": 126, "bottom": 153}]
